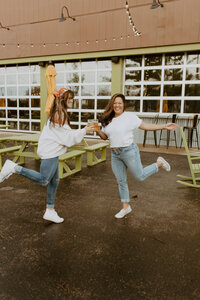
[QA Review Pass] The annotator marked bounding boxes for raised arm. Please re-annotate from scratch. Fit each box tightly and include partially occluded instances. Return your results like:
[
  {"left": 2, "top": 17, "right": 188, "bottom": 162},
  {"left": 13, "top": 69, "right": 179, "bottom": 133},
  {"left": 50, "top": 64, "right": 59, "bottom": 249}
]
[{"left": 139, "top": 121, "right": 179, "bottom": 131}]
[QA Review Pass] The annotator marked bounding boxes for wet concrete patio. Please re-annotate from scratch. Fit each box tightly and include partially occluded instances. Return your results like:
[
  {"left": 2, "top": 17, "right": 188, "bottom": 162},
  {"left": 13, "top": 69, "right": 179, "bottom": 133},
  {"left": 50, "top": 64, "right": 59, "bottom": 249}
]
[{"left": 0, "top": 147, "right": 200, "bottom": 299}]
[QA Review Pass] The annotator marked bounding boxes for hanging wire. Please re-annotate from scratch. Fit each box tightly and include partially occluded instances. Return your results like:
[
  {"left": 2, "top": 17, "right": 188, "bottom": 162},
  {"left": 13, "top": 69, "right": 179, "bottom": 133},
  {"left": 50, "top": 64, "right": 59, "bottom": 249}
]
[{"left": 125, "top": 1, "right": 141, "bottom": 37}]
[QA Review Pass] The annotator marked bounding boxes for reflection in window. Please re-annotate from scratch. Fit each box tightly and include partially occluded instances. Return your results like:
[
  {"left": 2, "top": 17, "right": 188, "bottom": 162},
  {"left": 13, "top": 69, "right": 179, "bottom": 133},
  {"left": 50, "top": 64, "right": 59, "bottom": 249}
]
[
  {"left": 8, "top": 110, "right": 17, "bottom": 118},
  {"left": 162, "top": 100, "right": 181, "bottom": 113},
  {"left": 163, "top": 85, "right": 182, "bottom": 96},
  {"left": 31, "top": 111, "right": 40, "bottom": 119},
  {"left": 0, "top": 87, "right": 5, "bottom": 96},
  {"left": 7, "top": 98, "right": 17, "bottom": 107},
  {"left": 97, "top": 60, "right": 111, "bottom": 69},
  {"left": 97, "top": 85, "right": 111, "bottom": 96},
  {"left": 81, "top": 112, "right": 94, "bottom": 122},
  {"left": 69, "top": 112, "right": 79, "bottom": 122},
  {"left": 81, "top": 99, "right": 94, "bottom": 109},
  {"left": 66, "top": 62, "right": 80, "bottom": 71},
  {"left": 66, "top": 72, "right": 79, "bottom": 84},
  {"left": 165, "top": 53, "right": 184, "bottom": 65},
  {"left": 125, "top": 56, "right": 142, "bottom": 67},
  {"left": 125, "top": 70, "right": 141, "bottom": 82},
  {"left": 81, "top": 85, "right": 95, "bottom": 96},
  {"left": 144, "top": 70, "right": 161, "bottom": 81},
  {"left": 0, "top": 98, "right": 5, "bottom": 107},
  {"left": 145, "top": 54, "right": 162, "bottom": 66},
  {"left": 19, "top": 86, "right": 29, "bottom": 96},
  {"left": 185, "top": 84, "right": 200, "bottom": 96},
  {"left": 81, "top": 72, "right": 95, "bottom": 83},
  {"left": 143, "top": 85, "right": 160, "bottom": 96},
  {"left": 0, "top": 76, "right": 5, "bottom": 85},
  {"left": 31, "top": 86, "right": 40, "bottom": 96},
  {"left": 97, "top": 99, "right": 109, "bottom": 110},
  {"left": 6, "top": 74, "right": 17, "bottom": 84},
  {"left": 186, "top": 68, "right": 200, "bottom": 80},
  {"left": 0, "top": 109, "right": 6, "bottom": 117},
  {"left": 18, "top": 74, "right": 29, "bottom": 84},
  {"left": 19, "top": 110, "right": 29, "bottom": 119},
  {"left": 8, "top": 121, "right": 17, "bottom": 129},
  {"left": 56, "top": 73, "right": 64, "bottom": 84},
  {"left": 68, "top": 86, "right": 79, "bottom": 96},
  {"left": 97, "top": 71, "right": 111, "bottom": 82},
  {"left": 81, "top": 61, "right": 96, "bottom": 70},
  {"left": 31, "top": 98, "right": 40, "bottom": 108},
  {"left": 126, "top": 100, "right": 140, "bottom": 112},
  {"left": 30, "top": 72, "right": 40, "bottom": 85},
  {"left": 19, "top": 99, "right": 29, "bottom": 107},
  {"left": 124, "top": 85, "right": 141, "bottom": 96},
  {"left": 7, "top": 87, "right": 17, "bottom": 96},
  {"left": 187, "top": 53, "right": 200, "bottom": 65},
  {"left": 6, "top": 67, "right": 17, "bottom": 74},
  {"left": 184, "top": 100, "right": 200, "bottom": 113},
  {"left": 143, "top": 100, "right": 160, "bottom": 112},
  {"left": 164, "top": 69, "right": 183, "bottom": 81},
  {"left": 31, "top": 122, "right": 40, "bottom": 131},
  {"left": 19, "top": 122, "right": 29, "bottom": 130}
]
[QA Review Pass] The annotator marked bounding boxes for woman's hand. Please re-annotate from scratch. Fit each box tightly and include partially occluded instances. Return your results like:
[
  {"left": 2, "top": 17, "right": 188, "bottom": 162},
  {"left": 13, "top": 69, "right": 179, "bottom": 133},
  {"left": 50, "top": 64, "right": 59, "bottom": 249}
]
[
  {"left": 84, "top": 125, "right": 95, "bottom": 135},
  {"left": 165, "top": 123, "right": 179, "bottom": 131}
]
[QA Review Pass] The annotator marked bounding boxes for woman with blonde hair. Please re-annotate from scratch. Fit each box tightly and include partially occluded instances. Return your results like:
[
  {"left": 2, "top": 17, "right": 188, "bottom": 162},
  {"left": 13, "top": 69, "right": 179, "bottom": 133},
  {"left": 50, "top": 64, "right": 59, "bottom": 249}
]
[
  {"left": 97, "top": 93, "right": 178, "bottom": 218},
  {"left": 0, "top": 88, "right": 94, "bottom": 223}
]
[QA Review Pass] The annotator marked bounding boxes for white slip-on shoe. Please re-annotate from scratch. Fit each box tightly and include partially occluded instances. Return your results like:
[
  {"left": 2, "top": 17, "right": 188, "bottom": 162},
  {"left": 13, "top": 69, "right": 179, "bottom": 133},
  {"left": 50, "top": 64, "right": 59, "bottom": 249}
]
[
  {"left": 0, "top": 159, "right": 18, "bottom": 183},
  {"left": 43, "top": 209, "right": 64, "bottom": 223},
  {"left": 157, "top": 156, "right": 171, "bottom": 172},
  {"left": 115, "top": 205, "right": 132, "bottom": 219}
]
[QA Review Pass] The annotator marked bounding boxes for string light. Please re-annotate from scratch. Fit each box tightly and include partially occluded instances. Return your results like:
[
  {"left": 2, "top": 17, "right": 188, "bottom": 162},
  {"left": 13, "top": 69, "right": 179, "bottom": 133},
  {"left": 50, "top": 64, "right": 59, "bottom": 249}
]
[
  {"left": 125, "top": 0, "right": 141, "bottom": 37},
  {"left": 43, "top": 43, "right": 46, "bottom": 47},
  {"left": 17, "top": 43, "right": 20, "bottom": 48}
]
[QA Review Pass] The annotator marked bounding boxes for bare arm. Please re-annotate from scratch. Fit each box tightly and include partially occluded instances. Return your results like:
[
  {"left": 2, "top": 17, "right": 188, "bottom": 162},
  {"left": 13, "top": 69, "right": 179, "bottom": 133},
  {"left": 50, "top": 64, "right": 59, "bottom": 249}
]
[
  {"left": 96, "top": 128, "right": 108, "bottom": 140},
  {"left": 139, "top": 121, "right": 179, "bottom": 131}
]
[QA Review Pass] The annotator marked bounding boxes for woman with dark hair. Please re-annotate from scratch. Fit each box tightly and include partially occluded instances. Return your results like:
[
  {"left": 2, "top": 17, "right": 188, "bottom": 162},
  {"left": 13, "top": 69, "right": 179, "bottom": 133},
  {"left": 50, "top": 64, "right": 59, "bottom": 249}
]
[
  {"left": 97, "top": 93, "right": 178, "bottom": 219},
  {"left": 0, "top": 88, "right": 94, "bottom": 223}
]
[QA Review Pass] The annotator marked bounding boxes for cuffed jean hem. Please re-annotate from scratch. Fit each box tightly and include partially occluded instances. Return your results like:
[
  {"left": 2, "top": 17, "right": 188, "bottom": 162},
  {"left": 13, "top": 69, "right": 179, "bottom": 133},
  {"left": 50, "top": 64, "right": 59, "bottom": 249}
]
[
  {"left": 46, "top": 204, "right": 54, "bottom": 208},
  {"left": 121, "top": 199, "right": 130, "bottom": 203}
]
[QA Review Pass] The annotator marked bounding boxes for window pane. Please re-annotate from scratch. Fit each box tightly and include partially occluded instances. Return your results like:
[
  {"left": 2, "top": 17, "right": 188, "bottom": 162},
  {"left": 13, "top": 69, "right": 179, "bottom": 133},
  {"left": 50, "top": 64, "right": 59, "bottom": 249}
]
[
  {"left": 18, "top": 66, "right": 29, "bottom": 73},
  {"left": 81, "top": 86, "right": 95, "bottom": 96},
  {"left": 126, "top": 100, "right": 140, "bottom": 112},
  {"left": 81, "top": 99, "right": 94, "bottom": 109},
  {"left": 6, "top": 74, "right": 17, "bottom": 84},
  {"left": 143, "top": 85, "right": 160, "bottom": 96},
  {"left": 68, "top": 86, "right": 79, "bottom": 96},
  {"left": 143, "top": 100, "right": 160, "bottom": 112},
  {"left": 185, "top": 84, "right": 200, "bottom": 96},
  {"left": 66, "top": 62, "right": 80, "bottom": 71},
  {"left": 97, "top": 71, "right": 111, "bottom": 82},
  {"left": 164, "top": 69, "right": 183, "bottom": 81},
  {"left": 184, "top": 100, "right": 200, "bottom": 113},
  {"left": 6, "top": 67, "right": 17, "bottom": 74},
  {"left": 165, "top": 53, "right": 184, "bottom": 65},
  {"left": 0, "top": 109, "right": 6, "bottom": 117},
  {"left": 0, "top": 76, "right": 5, "bottom": 85},
  {"left": 187, "top": 52, "right": 200, "bottom": 65},
  {"left": 125, "top": 70, "right": 141, "bottom": 82},
  {"left": 97, "top": 99, "right": 108, "bottom": 110},
  {"left": 81, "top": 112, "right": 94, "bottom": 122},
  {"left": 97, "top": 85, "right": 111, "bottom": 96},
  {"left": 66, "top": 72, "right": 79, "bottom": 84},
  {"left": 186, "top": 68, "right": 200, "bottom": 80},
  {"left": 125, "top": 56, "right": 142, "bottom": 67},
  {"left": 97, "top": 60, "right": 111, "bottom": 69},
  {"left": 124, "top": 85, "right": 141, "bottom": 96},
  {"left": 145, "top": 54, "right": 162, "bottom": 66},
  {"left": 8, "top": 110, "right": 17, "bottom": 118},
  {"left": 7, "top": 98, "right": 17, "bottom": 107},
  {"left": 31, "top": 111, "right": 40, "bottom": 119},
  {"left": 19, "top": 98, "right": 29, "bottom": 107},
  {"left": 81, "top": 71, "right": 95, "bottom": 83},
  {"left": 56, "top": 73, "right": 64, "bottom": 84},
  {"left": 0, "top": 87, "right": 5, "bottom": 96},
  {"left": 144, "top": 70, "right": 161, "bottom": 81},
  {"left": 8, "top": 121, "right": 17, "bottom": 129},
  {"left": 31, "top": 98, "right": 40, "bottom": 107},
  {"left": 0, "top": 98, "right": 6, "bottom": 107},
  {"left": 19, "top": 86, "right": 29, "bottom": 96},
  {"left": 162, "top": 100, "right": 181, "bottom": 113},
  {"left": 19, "top": 110, "right": 29, "bottom": 119},
  {"left": 19, "top": 121, "right": 29, "bottom": 130},
  {"left": 7, "top": 87, "right": 17, "bottom": 96},
  {"left": 81, "top": 61, "right": 96, "bottom": 70},
  {"left": 31, "top": 86, "right": 40, "bottom": 96},
  {"left": 55, "top": 63, "right": 65, "bottom": 71},
  {"left": 18, "top": 74, "right": 29, "bottom": 84},
  {"left": 30, "top": 72, "right": 40, "bottom": 85},
  {"left": 163, "top": 85, "right": 182, "bottom": 96},
  {"left": 31, "top": 122, "right": 40, "bottom": 131},
  {"left": 69, "top": 112, "right": 79, "bottom": 122}
]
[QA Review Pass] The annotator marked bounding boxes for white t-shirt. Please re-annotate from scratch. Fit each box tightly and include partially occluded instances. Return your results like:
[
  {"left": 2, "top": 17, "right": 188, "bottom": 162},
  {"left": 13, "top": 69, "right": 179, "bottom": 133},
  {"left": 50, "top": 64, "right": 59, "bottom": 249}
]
[
  {"left": 37, "top": 120, "right": 86, "bottom": 159},
  {"left": 102, "top": 112, "right": 142, "bottom": 148}
]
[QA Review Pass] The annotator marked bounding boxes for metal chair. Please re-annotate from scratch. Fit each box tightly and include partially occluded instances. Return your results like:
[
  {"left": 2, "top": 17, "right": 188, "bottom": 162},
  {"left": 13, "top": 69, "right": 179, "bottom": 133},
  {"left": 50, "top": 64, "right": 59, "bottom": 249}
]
[
  {"left": 180, "top": 115, "right": 199, "bottom": 149},
  {"left": 143, "top": 114, "right": 159, "bottom": 147},
  {"left": 158, "top": 114, "right": 178, "bottom": 149}
]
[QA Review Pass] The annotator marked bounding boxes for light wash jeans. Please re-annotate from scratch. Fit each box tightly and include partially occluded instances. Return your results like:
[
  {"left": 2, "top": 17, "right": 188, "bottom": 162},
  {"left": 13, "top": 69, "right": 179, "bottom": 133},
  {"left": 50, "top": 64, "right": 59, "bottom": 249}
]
[
  {"left": 16, "top": 157, "right": 59, "bottom": 208},
  {"left": 111, "top": 143, "right": 158, "bottom": 203}
]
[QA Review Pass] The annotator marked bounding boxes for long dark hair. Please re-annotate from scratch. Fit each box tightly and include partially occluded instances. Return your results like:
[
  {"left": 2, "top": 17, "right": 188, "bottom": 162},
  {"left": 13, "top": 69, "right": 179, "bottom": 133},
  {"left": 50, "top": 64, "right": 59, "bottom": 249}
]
[
  {"left": 100, "top": 93, "right": 126, "bottom": 126},
  {"left": 49, "top": 90, "right": 74, "bottom": 126}
]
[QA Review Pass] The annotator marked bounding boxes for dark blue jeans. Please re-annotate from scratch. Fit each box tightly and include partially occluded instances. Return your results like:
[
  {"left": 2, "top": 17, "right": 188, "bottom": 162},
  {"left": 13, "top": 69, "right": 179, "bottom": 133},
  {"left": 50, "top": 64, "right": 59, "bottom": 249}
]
[{"left": 16, "top": 157, "right": 59, "bottom": 208}]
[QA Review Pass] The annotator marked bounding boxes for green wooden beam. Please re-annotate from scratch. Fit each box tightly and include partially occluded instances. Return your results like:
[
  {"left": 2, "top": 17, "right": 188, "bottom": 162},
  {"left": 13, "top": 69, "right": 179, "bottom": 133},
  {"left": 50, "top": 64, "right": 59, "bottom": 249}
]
[
  {"left": 111, "top": 58, "right": 123, "bottom": 95},
  {"left": 40, "top": 64, "right": 48, "bottom": 131}
]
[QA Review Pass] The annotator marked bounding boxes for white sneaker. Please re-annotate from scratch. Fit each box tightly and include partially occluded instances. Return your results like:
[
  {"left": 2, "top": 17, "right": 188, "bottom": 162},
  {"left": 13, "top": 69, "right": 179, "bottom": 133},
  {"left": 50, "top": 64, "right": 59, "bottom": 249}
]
[
  {"left": 157, "top": 156, "right": 171, "bottom": 172},
  {"left": 0, "top": 159, "right": 18, "bottom": 183},
  {"left": 115, "top": 205, "right": 132, "bottom": 219},
  {"left": 43, "top": 209, "right": 64, "bottom": 223}
]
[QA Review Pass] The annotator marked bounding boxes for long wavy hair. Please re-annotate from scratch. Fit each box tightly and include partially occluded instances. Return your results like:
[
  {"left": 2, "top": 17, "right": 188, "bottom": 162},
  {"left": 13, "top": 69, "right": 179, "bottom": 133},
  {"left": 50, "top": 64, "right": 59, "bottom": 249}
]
[
  {"left": 49, "top": 90, "right": 74, "bottom": 126},
  {"left": 100, "top": 93, "right": 126, "bottom": 127}
]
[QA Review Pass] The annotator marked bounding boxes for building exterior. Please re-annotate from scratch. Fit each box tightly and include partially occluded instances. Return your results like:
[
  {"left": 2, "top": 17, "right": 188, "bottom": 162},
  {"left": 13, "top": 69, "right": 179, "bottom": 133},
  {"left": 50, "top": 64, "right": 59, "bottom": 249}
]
[{"left": 0, "top": 0, "right": 199, "bottom": 143}]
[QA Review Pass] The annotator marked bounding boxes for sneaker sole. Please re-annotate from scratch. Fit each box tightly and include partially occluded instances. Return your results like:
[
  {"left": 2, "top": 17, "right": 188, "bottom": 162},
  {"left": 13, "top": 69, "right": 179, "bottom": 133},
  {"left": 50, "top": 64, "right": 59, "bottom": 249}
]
[
  {"left": 115, "top": 208, "right": 132, "bottom": 219},
  {"left": 43, "top": 216, "right": 64, "bottom": 223}
]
